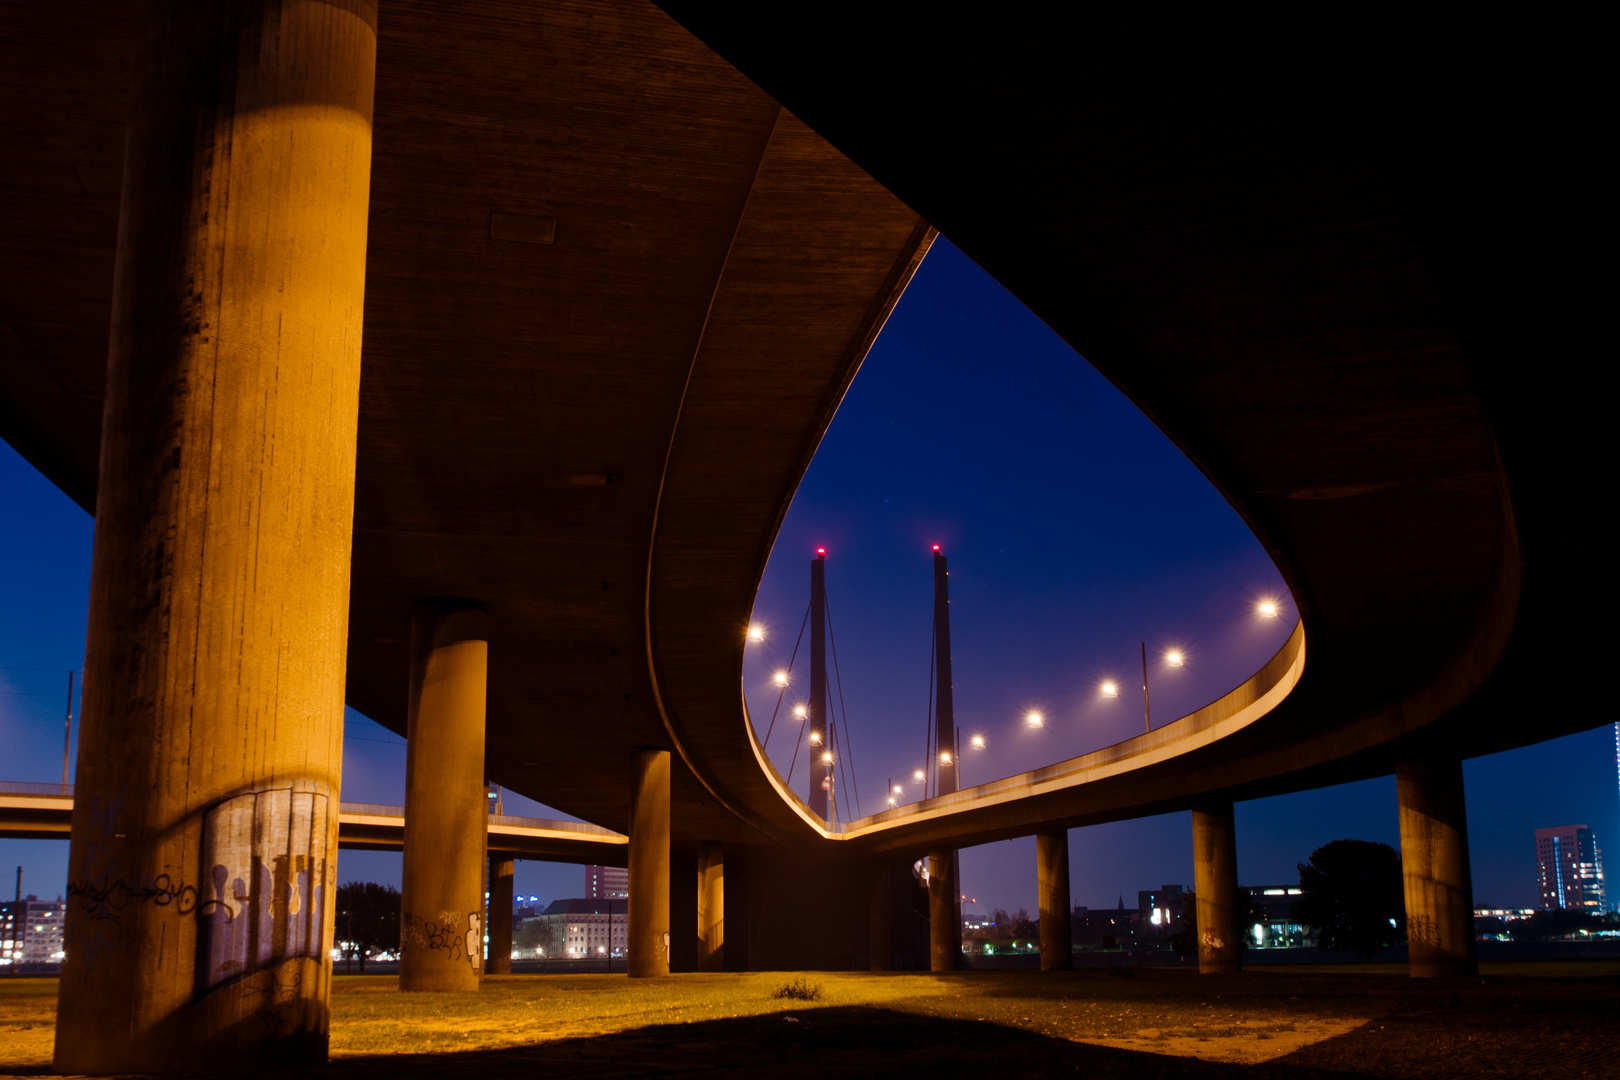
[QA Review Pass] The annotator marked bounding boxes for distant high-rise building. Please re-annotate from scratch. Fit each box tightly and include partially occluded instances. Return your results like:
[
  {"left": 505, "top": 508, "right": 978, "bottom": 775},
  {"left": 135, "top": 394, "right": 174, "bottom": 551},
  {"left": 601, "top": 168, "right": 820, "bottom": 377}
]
[
  {"left": 1535, "top": 825, "right": 1605, "bottom": 911},
  {"left": 585, "top": 865, "right": 628, "bottom": 900},
  {"left": 0, "top": 895, "right": 66, "bottom": 967}
]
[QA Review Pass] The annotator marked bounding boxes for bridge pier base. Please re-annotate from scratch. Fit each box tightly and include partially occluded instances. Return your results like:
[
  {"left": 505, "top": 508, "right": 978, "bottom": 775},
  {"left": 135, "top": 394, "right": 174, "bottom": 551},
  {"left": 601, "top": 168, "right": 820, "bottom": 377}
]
[
  {"left": 928, "top": 848, "right": 961, "bottom": 971},
  {"left": 488, "top": 856, "right": 514, "bottom": 974},
  {"left": 1037, "top": 827, "right": 1073, "bottom": 970},
  {"left": 698, "top": 842, "right": 724, "bottom": 972},
  {"left": 1398, "top": 758, "right": 1478, "bottom": 977},
  {"left": 401, "top": 603, "right": 489, "bottom": 991},
  {"left": 1192, "top": 801, "right": 1242, "bottom": 974},
  {"left": 629, "top": 749, "right": 671, "bottom": 977},
  {"left": 52, "top": 0, "right": 375, "bottom": 1070}
]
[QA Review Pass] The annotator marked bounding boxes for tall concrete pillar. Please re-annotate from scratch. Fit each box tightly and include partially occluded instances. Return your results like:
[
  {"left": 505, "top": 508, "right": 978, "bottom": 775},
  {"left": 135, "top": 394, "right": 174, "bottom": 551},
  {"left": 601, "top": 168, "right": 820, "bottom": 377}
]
[
  {"left": 400, "top": 604, "right": 489, "bottom": 991},
  {"left": 487, "top": 856, "right": 514, "bottom": 975},
  {"left": 1037, "top": 827, "right": 1073, "bottom": 971},
  {"left": 629, "top": 749, "right": 671, "bottom": 978},
  {"left": 53, "top": 1, "right": 375, "bottom": 1071},
  {"left": 697, "top": 843, "right": 724, "bottom": 972},
  {"left": 1192, "top": 801, "right": 1242, "bottom": 974},
  {"left": 870, "top": 862, "right": 893, "bottom": 971},
  {"left": 928, "top": 848, "right": 960, "bottom": 972},
  {"left": 1397, "top": 759, "right": 1478, "bottom": 978}
]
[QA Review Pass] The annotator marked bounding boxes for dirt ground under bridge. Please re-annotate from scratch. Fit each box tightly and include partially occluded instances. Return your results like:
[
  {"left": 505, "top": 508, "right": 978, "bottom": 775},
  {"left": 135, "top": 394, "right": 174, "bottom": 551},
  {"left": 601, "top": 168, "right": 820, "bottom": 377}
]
[{"left": 2, "top": 962, "right": 1616, "bottom": 1078}]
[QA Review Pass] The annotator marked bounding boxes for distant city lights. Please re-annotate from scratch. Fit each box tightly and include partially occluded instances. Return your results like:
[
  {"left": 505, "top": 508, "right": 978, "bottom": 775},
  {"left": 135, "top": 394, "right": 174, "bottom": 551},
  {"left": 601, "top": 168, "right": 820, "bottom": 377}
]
[{"left": 1101, "top": 682, "right": 1119, "bottom": 698}]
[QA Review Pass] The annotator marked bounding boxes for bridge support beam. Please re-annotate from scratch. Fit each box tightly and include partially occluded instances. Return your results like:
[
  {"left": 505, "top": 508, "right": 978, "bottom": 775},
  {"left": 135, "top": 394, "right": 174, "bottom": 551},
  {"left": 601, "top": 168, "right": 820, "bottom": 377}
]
[
  {"left": 1397, "top": 758, "right": 1478, "bottom": 978},
  {"left": 488, "top": 856, "right": 514, "bottom": 975},
  {"left": 401, "top": 603, "right": 489, "bottom": 991},
  {"left": 52, "top": 0, "right": 376, "bottom": 1071},
  {"left": 1037, "top": 827, "right": 1073, "bottom": 971},
  {"left": 629, "top": 749, "right": 671, "bottom": 977},
  {"left": 928, "top": 848, "right": 960, "bottom": 971},
  {"left": 1192, "top": 801, "right": 1242, "bottom": 974},
  {"left": 698, "top": 842, "right": 724, "bottom": 972}
]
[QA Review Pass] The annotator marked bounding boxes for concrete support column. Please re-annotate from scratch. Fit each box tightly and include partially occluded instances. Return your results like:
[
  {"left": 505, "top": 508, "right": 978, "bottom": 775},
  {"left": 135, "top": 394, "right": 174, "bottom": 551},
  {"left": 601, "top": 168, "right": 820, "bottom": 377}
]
[
  {"left": 53, "top": 1, "right": 376, "bottom": 1071},
  {"left": 629, "top": 749, "right": 671, "bottom": 978},
  {"left": 927, "top": 848, "right": 960, "bottom": 972},
  {"left": 400, "top": 604, "right": 489, "bottom": 991},
  {"left": 487, "top": 856, "right": 514, "bottom": 975},
  {"left": 1397, "top": 758, "right": 1478, "bottom": 978},
  {"left": 1192, "top": 801, "right": 1242, "bottom": 974},
  {"left": 870, "top": 862, "right": 893, "bottom": 971},
  {"left": 697, "top": 843, "right": 724, "bottom": 972},
  {"left": 1037, "top": 827, "right": 1073, "bottom": 971}
]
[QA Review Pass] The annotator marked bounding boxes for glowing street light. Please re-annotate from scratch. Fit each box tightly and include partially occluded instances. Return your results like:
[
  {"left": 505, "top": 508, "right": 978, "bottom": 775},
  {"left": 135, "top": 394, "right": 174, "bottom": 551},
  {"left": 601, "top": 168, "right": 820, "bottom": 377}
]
[
  {"left": 808, "top": 731, "right": 822, "bottom": 745},
  {"left": 747, "top": 625, "right": 764, "bottom": 642},
  {"left": 1166, "top": 651, "right": 1184, "bottom": 666},
  {"left": 914, "top": 769, "right": 926, "bottom": 782},
  {"left": 821, "top": 751, "right": 833, "bottom": 764},
  {"left": 1101, "top": 682, "right": 1119, "bottom": 698},
  {"left": 892, "top": 784, "right": 904, "bottom": 795},
  {"left": 1258, "top": 600, "right": 1279, "bottom": 618},
  {"left": 773, "top": 670, "right": 789, "bottom": 686},
  {"left": 940, "top": 751, "right": 953, "bottom": 764},
  {"left": 793, "top": 704, "right": 807, "bottom": 718},
  {"left": 970, "top": 734, "right": 985, "bottom": 749},
  {"left": 1026, "top": 711, "right": 1043, "bottom": 727}
]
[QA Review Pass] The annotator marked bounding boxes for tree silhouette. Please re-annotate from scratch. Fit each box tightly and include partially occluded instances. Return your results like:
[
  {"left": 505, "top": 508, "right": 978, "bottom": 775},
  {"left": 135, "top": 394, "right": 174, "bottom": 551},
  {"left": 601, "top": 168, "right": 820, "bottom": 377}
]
[
  {"left": 1292, "top": 840, "right": 1405, "bottom": 959},
  {"left": 335, "top": 881, "right": 400, "bottom": 972}
]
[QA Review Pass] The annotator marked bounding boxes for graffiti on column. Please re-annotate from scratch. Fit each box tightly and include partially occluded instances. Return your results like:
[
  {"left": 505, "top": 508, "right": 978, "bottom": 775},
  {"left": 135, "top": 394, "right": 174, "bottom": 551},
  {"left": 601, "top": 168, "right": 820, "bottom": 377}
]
[{"left": 402, "top": 909, "right": 485, "bottom": 970}]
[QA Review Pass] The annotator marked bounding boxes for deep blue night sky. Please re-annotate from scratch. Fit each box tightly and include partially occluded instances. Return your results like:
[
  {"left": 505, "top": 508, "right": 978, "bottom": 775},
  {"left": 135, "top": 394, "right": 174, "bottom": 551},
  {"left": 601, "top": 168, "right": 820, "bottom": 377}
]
[{"left": 2, "top": 239, "right": 1615, "bottom": 918}]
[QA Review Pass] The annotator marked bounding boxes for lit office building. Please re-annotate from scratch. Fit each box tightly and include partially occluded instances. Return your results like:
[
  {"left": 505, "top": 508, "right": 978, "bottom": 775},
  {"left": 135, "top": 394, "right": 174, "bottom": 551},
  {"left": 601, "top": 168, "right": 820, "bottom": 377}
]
[
  {"left": 1246, "top": 885, "right": 1313, "bottom": 948},
  {"left": 530, "top": 899, "right": 627, "bottom": 958},
  {"left": 585, "top": 865, "right": 629, "bottom": 900},
  {"left": 0, "top": 896, "right": 67, "bottom": 967},
  {"left": 1535, "top": 825, "right": 1606, "bottom": 911}
]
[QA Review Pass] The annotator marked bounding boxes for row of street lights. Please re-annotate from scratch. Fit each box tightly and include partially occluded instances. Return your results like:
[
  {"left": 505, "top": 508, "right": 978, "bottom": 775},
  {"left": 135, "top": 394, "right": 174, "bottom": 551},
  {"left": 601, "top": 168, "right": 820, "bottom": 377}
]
[{"left": 750, "top": 596, "right": 1284, "bottom": 811}]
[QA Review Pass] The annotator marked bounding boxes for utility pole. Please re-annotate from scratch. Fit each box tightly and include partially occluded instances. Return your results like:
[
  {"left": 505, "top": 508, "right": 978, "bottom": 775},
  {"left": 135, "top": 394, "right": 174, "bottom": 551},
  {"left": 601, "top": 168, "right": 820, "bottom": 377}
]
[
  {"left": 931, "top": 546, "right": 963, "bottom": 967},
  {"left": 1141, "top": 642, "right": 1151, "bottom": 734},
  {"left": 62, "top": 671, "right": 74, "bottom": 793},
  {"left": 808, "top": 549, "right": 828, "bottom": 820}
]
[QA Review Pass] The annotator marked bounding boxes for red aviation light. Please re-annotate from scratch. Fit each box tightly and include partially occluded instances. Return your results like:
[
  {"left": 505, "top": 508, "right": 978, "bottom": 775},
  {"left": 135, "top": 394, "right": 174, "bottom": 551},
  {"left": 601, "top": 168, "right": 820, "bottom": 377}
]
[{"left": 816, "top": 547, "right": 826, "bottom": 556}]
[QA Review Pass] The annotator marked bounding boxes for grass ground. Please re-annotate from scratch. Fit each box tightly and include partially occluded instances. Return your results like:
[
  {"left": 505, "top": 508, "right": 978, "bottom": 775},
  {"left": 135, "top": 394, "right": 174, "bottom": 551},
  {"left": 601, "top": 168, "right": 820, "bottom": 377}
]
[{"left": 3, "top": 962, "right": 1616, "bottom": 1077}]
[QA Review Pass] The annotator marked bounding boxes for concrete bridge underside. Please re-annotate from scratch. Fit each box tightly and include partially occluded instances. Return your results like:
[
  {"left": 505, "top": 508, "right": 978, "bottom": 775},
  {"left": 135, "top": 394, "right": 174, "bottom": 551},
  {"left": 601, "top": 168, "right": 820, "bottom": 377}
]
[{"left": 0, "top": 0, "right": 1601, "bottom": 1069}]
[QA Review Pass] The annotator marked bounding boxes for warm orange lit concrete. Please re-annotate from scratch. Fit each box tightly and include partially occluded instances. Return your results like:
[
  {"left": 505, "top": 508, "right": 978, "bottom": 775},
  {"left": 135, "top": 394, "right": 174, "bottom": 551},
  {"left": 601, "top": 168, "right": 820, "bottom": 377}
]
[
  {"left": 1398, "top": 758, "right": 1479, "bottom": 978},
  {"left": 1037, "top": 827, "right": 1073, "bottom": 971},
  {"left": 1192, "top": 801, "right": 1241, "bottom": 975},
  {"left": 697, "top": 842, "right": 724, "bottom": 972},
  {"left": 928, "top": 848, "right": 960, "bottom": 972},
  {"left": 51, "top": 1, "right": 375, "bottom": 1071},
  {"left": 488, "top": 856, "right": 515, "bottom": 975},
  {"left": 629, "top": 750, "right": 672, "bottom": 978},
  {"left": 401, "top": 604, "right": 489, "bottom": 992}
]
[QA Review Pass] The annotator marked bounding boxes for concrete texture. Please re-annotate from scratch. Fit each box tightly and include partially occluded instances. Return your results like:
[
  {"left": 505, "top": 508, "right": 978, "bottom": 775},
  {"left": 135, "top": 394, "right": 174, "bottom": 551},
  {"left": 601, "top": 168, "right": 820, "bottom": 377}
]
[
  {"left": 697, "top": 842, "right": 724, "bottom": 972},
  {"left": 1037, "top": 827, "right": 1073, "bottom": 971},
  {"left": 401, "top": 604, "right": 489, "bottom": 992},
  {"left": 1398, "top": 758, "right": 1479, "bottom": 978},
  {"left": 488, "top": 857, "right": 514, "bottom": 976},
  {"left": 50, "top": 0, "right": 376, "bottom": 1071},
  {"left": 1192, "top": 802, "right": 1241, "bottom": 975},
  {"left": 629, "top": 750, "right": 671, "bottom": 978},
  {"left": 928, "top": 849, "right": 960, "bottom": 972}
]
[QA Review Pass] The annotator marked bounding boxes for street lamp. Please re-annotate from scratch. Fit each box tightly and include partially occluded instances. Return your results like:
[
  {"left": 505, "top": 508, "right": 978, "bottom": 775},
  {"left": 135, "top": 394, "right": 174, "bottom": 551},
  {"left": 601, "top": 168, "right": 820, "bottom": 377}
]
[
  {"left": 1026, "top": 711, "right": 1043, "bottom": 727},
  {"left": 971, "top": 734, "right": 985, "bottom": 749},
  {"left": 747, "top": 624, "right": 764, "bottom": 642},
  {"left": 1166, "top": 650, "right": 1184, "bottom": 666},
  {"left": 773, "top": 670, "right": 788, "bottom": 686},
  {"left": 793, "top": 704, "right": 807, "bottom": 718},
  {"left": 1100, "top": 682, "right": 1118, "bottom": 698},
  {"left": 1258, "top": 600, "right": 1279, "bottom": 618}
]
